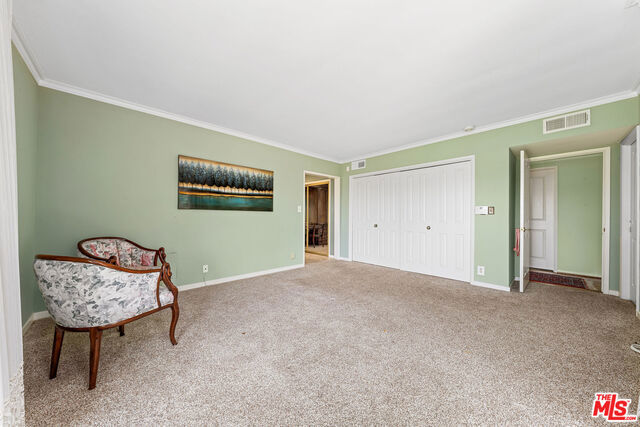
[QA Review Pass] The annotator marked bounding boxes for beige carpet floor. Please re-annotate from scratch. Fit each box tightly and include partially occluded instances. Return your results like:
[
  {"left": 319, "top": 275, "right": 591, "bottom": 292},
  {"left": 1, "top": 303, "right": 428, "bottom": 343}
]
[{"left": 23, "top": 259, "right": 640, "bottom": 425}]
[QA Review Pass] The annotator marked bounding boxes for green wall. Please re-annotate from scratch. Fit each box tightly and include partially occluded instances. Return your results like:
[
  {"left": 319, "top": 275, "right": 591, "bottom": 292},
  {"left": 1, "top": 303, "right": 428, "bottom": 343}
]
[
  {"left": 13, "top": 50, "right": 340, "bottom": 322},
  {"left": 340, "top": 98, "right": 639, "bottom": 289},
  {"left": 513, "top": 154, "right": 606, "bottom": 279},
  {"left": 13, "top": 46, "right": 40, "bottom": 324},
  {"left": 12, "top": 45, "right": 640, "bottom": 323}
]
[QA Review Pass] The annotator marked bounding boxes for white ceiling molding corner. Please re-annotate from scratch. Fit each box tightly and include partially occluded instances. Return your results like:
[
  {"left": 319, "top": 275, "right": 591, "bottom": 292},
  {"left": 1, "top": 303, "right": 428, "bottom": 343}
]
[
  {"left": 344, "top": 91, "right": 639, "bottom": 163},
  {"left": 12, "top": 18, "right": 341, "bottom": 164},
  {"left": 11, "top": 2, "right": 640, "bottom": 164},
  {"left": 38, "top": 78, "right": 341, "bottom": 163},
  {"left": 11, "top": 20, "right": 42, "bottom": 83}
]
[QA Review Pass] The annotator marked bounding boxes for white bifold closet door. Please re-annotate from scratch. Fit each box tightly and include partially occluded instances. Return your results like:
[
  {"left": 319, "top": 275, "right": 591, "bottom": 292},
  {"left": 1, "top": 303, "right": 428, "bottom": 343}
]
[
  {"left": 352, "top": 161, "right": 471, "bottom": 282},
  {"left": 352, "top": 172, "right": 402, "bottom": 269}
]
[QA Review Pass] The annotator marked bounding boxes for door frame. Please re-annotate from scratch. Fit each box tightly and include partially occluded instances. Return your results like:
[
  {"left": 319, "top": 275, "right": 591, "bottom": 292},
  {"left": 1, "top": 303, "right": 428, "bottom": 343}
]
[
  {"left": 305, "top": 179, "right": 331, "bottom": 255},
  {"left": 529, "top": 147, "right": 611, "bottom": 295},
  {"left": 348, "top": 155, "right": 475, "bottom": 283},
  {"left": 302, "top": 171, "right": 340, "bottom": 265},
  {"left": 528, "top": 166, "right": 558, "bottom": 272},
  {"left": 620, "top": 126, "right": 639, "bottom": 307}
]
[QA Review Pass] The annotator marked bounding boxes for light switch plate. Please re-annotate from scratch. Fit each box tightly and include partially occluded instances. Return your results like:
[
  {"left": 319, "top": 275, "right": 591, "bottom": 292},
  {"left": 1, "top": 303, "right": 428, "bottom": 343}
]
[{"left": 475, "top": 206, "right": 489, "bottom": 215}]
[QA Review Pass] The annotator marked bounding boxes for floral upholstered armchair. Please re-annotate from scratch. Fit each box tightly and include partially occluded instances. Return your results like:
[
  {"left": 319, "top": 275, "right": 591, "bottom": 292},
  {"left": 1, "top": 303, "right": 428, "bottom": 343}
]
[
  {"left": 77, "top": 237, "right": 168, "bottom": 269},
  {"left": 33, "top": 255, "right": 179, "bottom": 390}
]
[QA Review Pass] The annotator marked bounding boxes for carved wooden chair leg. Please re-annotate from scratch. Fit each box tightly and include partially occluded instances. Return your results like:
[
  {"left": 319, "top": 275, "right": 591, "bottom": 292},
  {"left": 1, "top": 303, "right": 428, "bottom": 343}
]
[
  {"left": 118, "top": 325, "right": 125, "bottom": 336},
  {"left": 88, "top": 328, "right": 103, "bottom": 390},
  {"left": 49, "top": 325, "right": 65, "bottom": 379},
  {"left": 169, "top": 303, "right": 179, "bottom": 345}
]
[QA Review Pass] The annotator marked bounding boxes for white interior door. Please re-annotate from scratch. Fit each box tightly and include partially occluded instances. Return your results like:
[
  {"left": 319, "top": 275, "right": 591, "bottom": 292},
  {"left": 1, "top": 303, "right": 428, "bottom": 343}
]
[
  {"left": 401, "top": 168, "right": 434, "bottom": 275},
  {"left": 519, "top": 150, "right": 531, "bottom": 292},
  {"left": 529, "top": 168, "right": 556, "bottom": 271},
  {"left": 352, "top": 174, "right": 401, "bottom": 268},
  {"left": 377, "top": 173, "right": 402, "bottom": 269},
  {"left": 352, "top": 177, "right": 371, "bottom": 264},
  {"left": 430, "top": 162, "right": 471, "bottom": 281}
]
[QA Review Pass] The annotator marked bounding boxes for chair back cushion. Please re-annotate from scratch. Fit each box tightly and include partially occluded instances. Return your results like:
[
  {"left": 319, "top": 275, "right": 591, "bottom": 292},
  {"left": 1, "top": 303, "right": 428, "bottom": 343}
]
[
  {"left": 34, "top": 258, "right": 161, "bottom": 328},
  {"left": 117, "top": 240, "right": 155, "bottom": 267},
  {"left": 79, "top": 239, "right": 120, "bottom": 264},
  {"left": 79, "top": 238, "right": 157, "bottom": 267}
]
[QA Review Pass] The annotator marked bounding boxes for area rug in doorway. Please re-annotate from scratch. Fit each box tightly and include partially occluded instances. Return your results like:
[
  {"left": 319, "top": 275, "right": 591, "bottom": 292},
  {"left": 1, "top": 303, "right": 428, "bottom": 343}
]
[{"left": 529, "top": 271, "right": 586, "bottom": 289}]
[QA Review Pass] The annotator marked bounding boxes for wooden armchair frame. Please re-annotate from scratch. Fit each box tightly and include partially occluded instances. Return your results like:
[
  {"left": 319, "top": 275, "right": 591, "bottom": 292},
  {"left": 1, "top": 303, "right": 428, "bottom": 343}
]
[
  {"left": 77, "top": 236, "right": 168, "bottom": 267},
  {"left": 36, "top": 254, "right": 179, "bottom": 390}
]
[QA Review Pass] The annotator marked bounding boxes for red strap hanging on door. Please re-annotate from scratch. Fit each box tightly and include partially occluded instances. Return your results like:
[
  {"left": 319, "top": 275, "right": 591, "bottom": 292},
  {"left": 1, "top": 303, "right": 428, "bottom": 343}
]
[{"left": 513, "top": 228, "right": 520, "bottom": 257}]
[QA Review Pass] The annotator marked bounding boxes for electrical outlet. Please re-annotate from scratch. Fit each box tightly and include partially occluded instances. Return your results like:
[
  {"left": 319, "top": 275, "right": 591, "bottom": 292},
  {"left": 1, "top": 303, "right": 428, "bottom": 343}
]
[
  {"left": 477, "top": 266, "right": 485, "bottom": 276},
  {"left": 202, "top": 264, "right": 208, "bottom": 273},
  {"left": 297, "top": 205, "right": 302, "bottom": 213},
  {"left": 290, "top": 253, "right": 295, "bottom": 260}
]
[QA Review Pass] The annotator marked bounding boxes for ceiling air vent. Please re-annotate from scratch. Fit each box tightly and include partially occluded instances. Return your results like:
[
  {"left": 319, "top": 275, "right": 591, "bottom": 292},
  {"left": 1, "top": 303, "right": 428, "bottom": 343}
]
[
  {"left": 543, "top": 109, "right": 590, "bottom": 134},
  {"left": 351, "top": 160, "right": 366, "bottom": 170}
]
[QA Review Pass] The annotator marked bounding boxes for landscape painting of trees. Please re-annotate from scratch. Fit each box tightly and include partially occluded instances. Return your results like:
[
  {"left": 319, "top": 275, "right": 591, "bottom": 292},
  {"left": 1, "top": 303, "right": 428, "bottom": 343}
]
[{"left": 178, "top": 155, "right": 273, "bottom": 211}]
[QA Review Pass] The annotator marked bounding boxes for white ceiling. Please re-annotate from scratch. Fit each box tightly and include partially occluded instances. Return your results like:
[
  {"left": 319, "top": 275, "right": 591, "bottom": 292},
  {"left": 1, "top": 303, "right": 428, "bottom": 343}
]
[{"left": 13, "top": 1, "right": 640, "bottom": 163}]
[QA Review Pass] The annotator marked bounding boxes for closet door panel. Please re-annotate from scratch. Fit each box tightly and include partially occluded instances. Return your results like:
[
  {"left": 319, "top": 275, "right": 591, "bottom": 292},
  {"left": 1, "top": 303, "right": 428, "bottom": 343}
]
[{"left": 378, "top": 173, "right": 401, "bottom": 269}]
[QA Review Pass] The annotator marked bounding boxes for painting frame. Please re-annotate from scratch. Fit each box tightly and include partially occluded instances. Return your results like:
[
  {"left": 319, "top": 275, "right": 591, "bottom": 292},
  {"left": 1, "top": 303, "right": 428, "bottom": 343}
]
[{"left": 177, "top": 155, "right": 274, "bottom": 212}]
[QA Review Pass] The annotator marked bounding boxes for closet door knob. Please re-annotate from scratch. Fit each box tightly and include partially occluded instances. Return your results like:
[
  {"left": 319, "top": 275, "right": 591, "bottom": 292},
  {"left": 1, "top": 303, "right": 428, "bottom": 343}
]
[
  {"left": 426, "top": 226, "right": 431, "bottom": 230},
  {"left": 373, "top": 224, "right": 378, "bottom": 228}
]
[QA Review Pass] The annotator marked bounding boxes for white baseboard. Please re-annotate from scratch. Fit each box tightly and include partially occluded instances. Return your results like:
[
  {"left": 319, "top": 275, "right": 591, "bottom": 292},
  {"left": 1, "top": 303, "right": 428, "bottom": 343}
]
[
  {"left": 604, "top": 289, "right": 620, "bottom": 297},
  {"left": 334, "top": 256, "right": 352, "bottom": 261},
  {"left": 514, "top": 276, "right": 520, "bottom": 281},
  {"left": 555, "top": 269, "right": 601, "bottom": 279},
  {"left": 22, "top": 310, "right": 51, "bottom": 334},
  {"left": 636, "top": 311, "right": 640, "bottom": 320},
  {"left": 21, "top": 264, "right": 305, "bottom": 334},
  {"left": 470, "top": 280, "right": 511, "bottom": 292},
  {"left": 178, "top": 263, "right": 304, "bottom": 292}
]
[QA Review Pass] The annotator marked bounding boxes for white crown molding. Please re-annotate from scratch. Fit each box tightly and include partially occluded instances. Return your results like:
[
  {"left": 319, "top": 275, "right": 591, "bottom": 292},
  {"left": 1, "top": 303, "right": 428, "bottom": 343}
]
[
  {"left": 38, "top": 78, "right": 341, "bottom": 163},
  {"left": 343, "top": 90, "right": 639, "bottom": 163},
  {"left": 11, "top": 19, "right": 640, "bottom": 165},
  {"left": 12, "top": 20, "right": 341, "bottom": 163},
  {"left": 10, "top": 20, "right": 43, "bottom": 83}
]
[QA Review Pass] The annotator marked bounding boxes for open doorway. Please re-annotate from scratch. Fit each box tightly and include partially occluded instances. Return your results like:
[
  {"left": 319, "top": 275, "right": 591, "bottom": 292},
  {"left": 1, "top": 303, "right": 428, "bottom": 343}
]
[
  {"left": 303, "top": 171, "right": 341, "bottom": 266},
  {"left": 306, "top": 180, "right": 329, "bottom": 258},
  {"left": 517, "top": 147, "right": 610, "bottom": 294}
]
